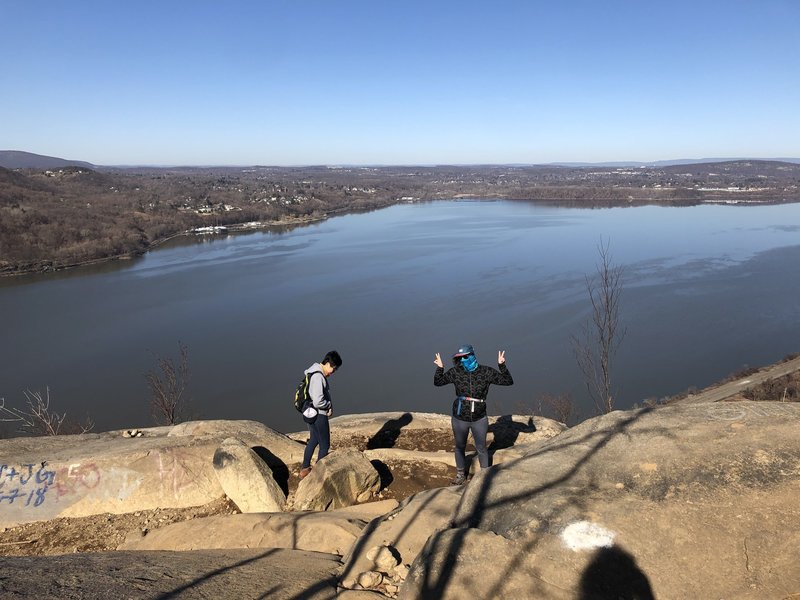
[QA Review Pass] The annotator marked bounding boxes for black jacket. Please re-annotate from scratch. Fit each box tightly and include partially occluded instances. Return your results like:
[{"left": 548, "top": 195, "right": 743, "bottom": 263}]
[{"left": 434, "top": 363, "right": 513, "bottom": 422}]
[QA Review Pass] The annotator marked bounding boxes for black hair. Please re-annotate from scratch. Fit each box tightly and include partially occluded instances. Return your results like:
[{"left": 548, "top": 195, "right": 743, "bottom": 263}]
[{"left": 322, "top": 350, "right": 343, "bottom": 369}]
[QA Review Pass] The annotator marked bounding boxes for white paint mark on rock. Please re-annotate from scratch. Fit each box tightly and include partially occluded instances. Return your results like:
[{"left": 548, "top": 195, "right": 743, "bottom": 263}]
[{"left": 560, "top": 521, "right": 616, "bottom": 551}]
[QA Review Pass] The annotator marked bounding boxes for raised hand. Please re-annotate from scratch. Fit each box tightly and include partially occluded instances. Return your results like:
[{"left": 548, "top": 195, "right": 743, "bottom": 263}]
[
  {"left": 434, "top": 353, "right": 444, "bottom": 368},
  {"left": 498, "top": 350, "right": 506, "bottom": 364}
]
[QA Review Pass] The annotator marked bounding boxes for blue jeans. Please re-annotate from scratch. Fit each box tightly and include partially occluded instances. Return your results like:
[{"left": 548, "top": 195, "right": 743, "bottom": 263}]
[
  {"left": 451, "top": 415, "right": 489, "bottom": 471},
  {"left": 302, "top": 413, "right": 330, "bottom": 468}
]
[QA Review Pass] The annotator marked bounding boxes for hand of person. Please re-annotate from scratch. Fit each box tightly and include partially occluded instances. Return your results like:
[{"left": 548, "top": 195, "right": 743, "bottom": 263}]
[
  {"left": 434, "top": 353, "right": 443, "bottom": 368},
  {"left": 498, "top": 350, "right": 506, "bottom": 364}
]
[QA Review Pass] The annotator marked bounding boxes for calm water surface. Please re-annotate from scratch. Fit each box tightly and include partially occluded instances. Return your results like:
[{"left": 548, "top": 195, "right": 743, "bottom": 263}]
[{"left": 1, "top": 200, "right": 799, "bottom": 433}]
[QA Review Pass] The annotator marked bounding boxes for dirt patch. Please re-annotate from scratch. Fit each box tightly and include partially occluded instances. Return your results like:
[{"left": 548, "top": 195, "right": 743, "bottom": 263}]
[
  {"left": 0, "top": 496, "right": 239, "bottom": 557},
  {"left": 329, "top": 427, "right": 456, "bottom": 452},
  {"left": 369, "top": 459, "right": 457, "bottom": 502}
]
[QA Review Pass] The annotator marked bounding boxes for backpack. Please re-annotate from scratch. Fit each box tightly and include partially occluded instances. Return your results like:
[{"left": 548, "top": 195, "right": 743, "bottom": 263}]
[{"left": 294, "top": 370, "right": 322, "bottom": 412}]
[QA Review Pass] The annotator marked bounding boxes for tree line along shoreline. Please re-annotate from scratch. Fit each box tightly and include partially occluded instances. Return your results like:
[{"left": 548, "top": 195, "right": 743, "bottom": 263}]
[{"left": 1, "top": 161, "right": 798, "bottom": 277}]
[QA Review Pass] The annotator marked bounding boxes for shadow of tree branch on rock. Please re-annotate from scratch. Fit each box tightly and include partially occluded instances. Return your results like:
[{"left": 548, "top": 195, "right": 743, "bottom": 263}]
[{"left": 414, "top": 407, "right": 669, "bottom": 599}]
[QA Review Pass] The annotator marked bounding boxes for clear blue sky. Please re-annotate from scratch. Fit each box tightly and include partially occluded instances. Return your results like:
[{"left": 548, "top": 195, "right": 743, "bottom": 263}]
[{"left": 2, "top": 1, "right": 798, "bottom": 166}]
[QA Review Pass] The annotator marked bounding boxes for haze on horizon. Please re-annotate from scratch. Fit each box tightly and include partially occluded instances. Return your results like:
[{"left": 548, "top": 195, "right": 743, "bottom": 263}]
[{"left": 3, "top": 1, "right": 798, "bottom": 167}]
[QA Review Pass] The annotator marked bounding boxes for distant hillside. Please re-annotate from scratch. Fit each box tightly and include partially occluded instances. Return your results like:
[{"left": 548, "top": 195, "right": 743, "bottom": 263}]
[
  {"left": 0, "top": 150, "right": 95, "bottom": 170},
  {"left": 1, "top": 159, "right": 798, "bottom": 276},
  {"left": 550, "top": 157, "right": 800, "bottom": 167}
]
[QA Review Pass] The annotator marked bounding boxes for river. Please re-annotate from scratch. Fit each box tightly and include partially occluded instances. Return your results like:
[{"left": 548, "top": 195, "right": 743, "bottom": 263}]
[{"left": 1, "top": 199, "right": 798, "bottom": 434}]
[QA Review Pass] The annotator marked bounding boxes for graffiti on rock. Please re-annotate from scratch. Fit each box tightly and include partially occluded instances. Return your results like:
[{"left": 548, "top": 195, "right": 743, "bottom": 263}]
[
  {"left": 157, "top": 450, "right": 199, "bottom": 498},
  {"left": 52, "top": 462, "right": 101, "bottom": 499},
  {"left": 0, "top": 463, "right": 57, "bottom": 508}
]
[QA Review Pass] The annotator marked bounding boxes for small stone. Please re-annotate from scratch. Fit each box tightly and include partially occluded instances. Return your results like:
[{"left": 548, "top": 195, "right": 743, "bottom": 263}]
[
  {"left": 366, "top": 545, "right": 381, "bottom": 562},
  {"left": 615, "top": 482, "right": 625, "bottom": 489},
  {"left": 385, "top": 584, "right": 399, "bottom": 594},
  {"left": 373, "top": 546, "right": 400, "bottom": 571},
  {"left": 340, "top": 577, "right": 357, "bottom": 590},
  {"left": 357, "top": 571, "right": 383, "bottom": 589}
]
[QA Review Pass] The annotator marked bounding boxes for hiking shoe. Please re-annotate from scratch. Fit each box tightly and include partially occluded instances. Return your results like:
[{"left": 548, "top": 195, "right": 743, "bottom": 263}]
[
  {"left": 299, "top": 467, "right": 312, "bottom": 480},
  {"left": 451, "top": 471, "right": 466, "bottom": 486}
]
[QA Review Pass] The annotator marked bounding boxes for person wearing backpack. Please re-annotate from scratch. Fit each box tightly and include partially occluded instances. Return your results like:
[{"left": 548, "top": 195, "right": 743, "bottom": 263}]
[
  {"left": 433, "top": 344, "right": 513, "bottom": 485},
  {"left": 299, "top": 350, "right": 343, "bottom": 480}
]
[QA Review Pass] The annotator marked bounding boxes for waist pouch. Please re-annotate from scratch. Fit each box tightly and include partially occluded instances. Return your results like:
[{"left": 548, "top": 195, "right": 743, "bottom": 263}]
[{"left": 454, "top": 396, "right": 485, "bottom": 417}]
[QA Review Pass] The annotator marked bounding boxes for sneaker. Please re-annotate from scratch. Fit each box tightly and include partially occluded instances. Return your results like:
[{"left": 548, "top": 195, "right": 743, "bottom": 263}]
[
  {"left": 299, "top": 467, "right": 312, "bottom": 480},
  {"left": 451, "top": 471, "right": 466, "bottom": 486}
]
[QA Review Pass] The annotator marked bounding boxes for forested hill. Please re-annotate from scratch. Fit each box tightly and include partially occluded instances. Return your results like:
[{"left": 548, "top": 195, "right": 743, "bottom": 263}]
[
  {"left": 1, "top": 159, "right": 799, "bottom": 276},
  {"left": 0, "top": 150, "right": 95, "bottom": 170}
]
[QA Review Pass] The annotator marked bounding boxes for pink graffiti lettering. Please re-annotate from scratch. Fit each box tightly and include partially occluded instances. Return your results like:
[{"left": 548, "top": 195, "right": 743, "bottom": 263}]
[
  {"left": 53, "top": 463, "right": 101, "bottom": 499},
  {"left": 156, "top": 451, "right": 197, "bottom": 498}
]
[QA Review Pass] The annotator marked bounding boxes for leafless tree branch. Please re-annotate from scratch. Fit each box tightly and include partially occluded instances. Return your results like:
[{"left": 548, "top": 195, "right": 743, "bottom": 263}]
[
  {"left": 0, "top": 388, "right": 93, "bottom": 436},
  {"left": 536, "top": 392, "right": 576, "bottom": 426},
  {"left": 571, "top": 238, "right": 626, "bottom": 414},
  {"left": 146, "top": 342, "right": 190, "bottom": 425}
]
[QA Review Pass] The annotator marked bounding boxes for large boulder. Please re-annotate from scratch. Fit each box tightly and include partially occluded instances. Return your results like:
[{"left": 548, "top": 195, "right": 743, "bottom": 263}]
[
  {"left": 401, "top": 401, "right": 800, "bottom": 599},
  {"left": 340, "top": 486, "right": 462, "bottom": 592},
  {"left": 0, "top": 420, "right": 304, "bottom": 527},
  {"left": 169, "top": 419, "right": 306, "bottom": 465},
  {"left": 213, "top": 438, "right": 285, "bottom": 513},
  {"left": 293, "top": 449, "right": 381, "bottom": 511}
]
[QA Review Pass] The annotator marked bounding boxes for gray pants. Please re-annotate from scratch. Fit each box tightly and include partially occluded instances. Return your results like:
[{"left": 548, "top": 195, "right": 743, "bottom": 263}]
[{"left": 451, "top": 415, "right": 489, "bottom": 471}]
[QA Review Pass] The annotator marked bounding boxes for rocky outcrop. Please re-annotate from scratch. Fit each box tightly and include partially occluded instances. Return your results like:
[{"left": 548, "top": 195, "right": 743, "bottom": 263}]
[
  {"left": 340, "top": 487, "right": 462, "bottom": 593},
  {"left": 0, "top": 420, "right": 304, "bottom": 527},
  {"left": 293, "top": 448, "right": 381, "bottom": 511},
  {"left": 1, "top": 402, "right": 799, "bottom": 599},
  {"left": 403, "top": 401, "right": 800, "bottom": 599},
  {"left": 294, "top": 412, "right": 566, "bottom": 472},
  {"left": 213, "top": 438, "right": 286, "bottom": 513}
]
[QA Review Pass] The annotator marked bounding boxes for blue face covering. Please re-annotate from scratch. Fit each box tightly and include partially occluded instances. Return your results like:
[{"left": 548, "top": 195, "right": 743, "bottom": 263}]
[{"left": 461, "top": 354, "right": 478, "bottom": 372}]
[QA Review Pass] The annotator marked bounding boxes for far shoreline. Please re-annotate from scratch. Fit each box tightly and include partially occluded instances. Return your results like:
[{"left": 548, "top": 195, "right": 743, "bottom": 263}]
[{"left": 3, "top": 195, "right": 797, "bottom": 280}]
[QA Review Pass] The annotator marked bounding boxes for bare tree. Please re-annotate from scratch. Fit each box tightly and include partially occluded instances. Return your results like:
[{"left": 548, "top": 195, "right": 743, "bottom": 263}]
[
  {"left": 536, "top": 392, "right": 577, "bottom": 426},
  {"left": 0, "top": 388, "right": 94, "bottom": 436},
  {"left": 146, "top": 342, "right": 190, "bottom": 425},
  {"left": 571, "top": 238, "right": 626, "bottom": 414}
]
